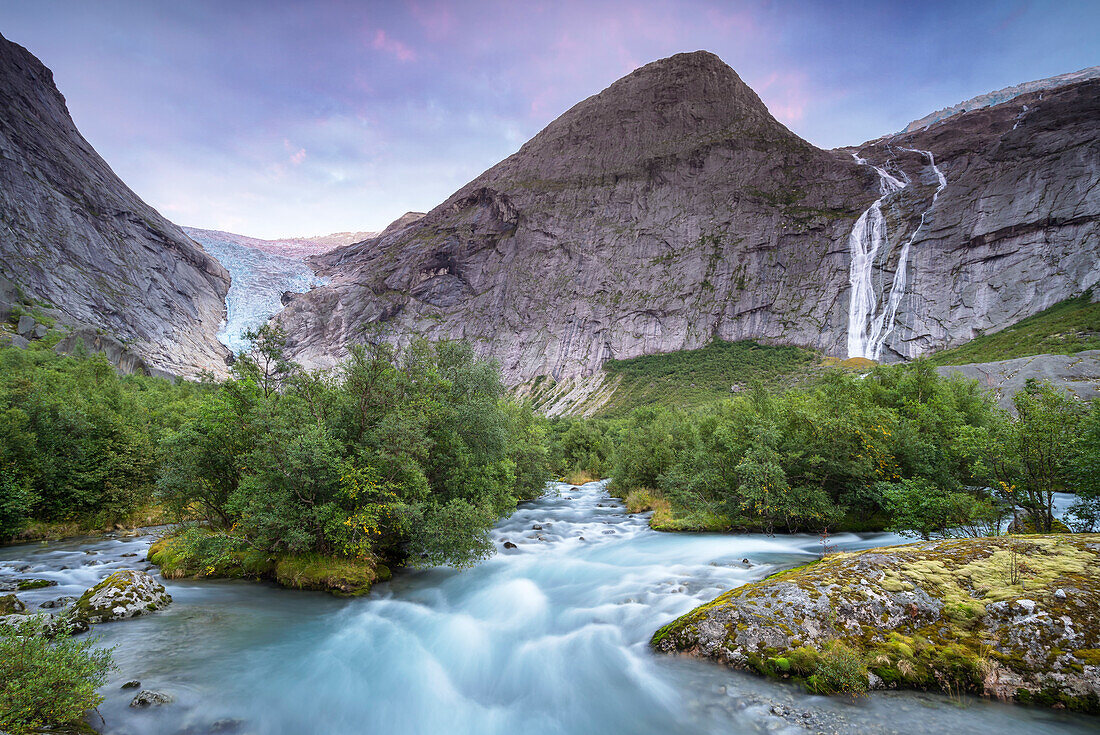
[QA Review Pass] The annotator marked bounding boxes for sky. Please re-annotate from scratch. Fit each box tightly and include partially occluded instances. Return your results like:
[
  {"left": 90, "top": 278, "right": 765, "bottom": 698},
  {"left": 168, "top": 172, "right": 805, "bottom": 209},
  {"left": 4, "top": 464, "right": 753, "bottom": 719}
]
[{"left": 1, "top": 1, "right": 1098, "bottom": 239}]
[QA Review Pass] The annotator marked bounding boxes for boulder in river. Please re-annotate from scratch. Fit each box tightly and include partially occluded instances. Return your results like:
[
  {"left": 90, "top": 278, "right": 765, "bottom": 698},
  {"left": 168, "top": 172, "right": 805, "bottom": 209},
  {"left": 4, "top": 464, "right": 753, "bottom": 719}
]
[
  {"left": 0, "top": 593, "right": 26, "bottom": 614},
  {"left": 75, "top": 569, "right": 172, "bottom": 624},
  {"left": 0, "top": 610, "right": 89, "bottom": 636},
  {"left": 129, "top": 689, "right": 174, "bottom": 707},
  {"left": 653, "top": 534, "right": 1100, "bottom": 712}
]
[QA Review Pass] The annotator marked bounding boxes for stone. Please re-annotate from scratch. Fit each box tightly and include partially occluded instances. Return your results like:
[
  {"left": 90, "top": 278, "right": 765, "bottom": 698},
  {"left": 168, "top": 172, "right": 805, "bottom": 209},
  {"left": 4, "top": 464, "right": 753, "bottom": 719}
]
[
  {"left": 0, "top": 33, "right": 231, "bottom": 380},
  {"left": 16, "top": 578, "right": 57, "bottom": 590},
  {"left": 0, "top": 594, "right": 26, "bottom": 614},
  {"left": 502, "top": 541, "right": 517, "bottom": 549},
  {"left": 15, "top": 314, "right": 34, "bottom": 336},
  {"left": 275, "top": 52, "right": 1100, "bottom": 413},
  {"left": 74, "top": 569, "right": 172, "bottom": 624},
  {"left": 1055, "top": 588, "right": 1067, "bottom": 600},
  {"left": 129, "top": 690, "right": 174, "bottom": 708},
  {"left": 121, "top": 680, "right": 141, "bottom": 689},
  {"left": 32, "top": 323, "right": 47, "bottom": 339},
  {"left": 39, "top": 596, "right": 76, "bottom": 609},
  {"left": 8, "top": 334, "right": 29, "bottom": 349},
  {"left": 0, "top": 610, "right": 88, "bottom": 636},
  {"left": 654, "top": 534, "right": 1100, "bottom": 711}
]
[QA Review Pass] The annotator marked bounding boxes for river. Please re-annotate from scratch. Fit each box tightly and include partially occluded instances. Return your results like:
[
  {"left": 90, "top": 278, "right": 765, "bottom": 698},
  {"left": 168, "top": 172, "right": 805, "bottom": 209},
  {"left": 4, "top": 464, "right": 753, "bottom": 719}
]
[{"left": 1, "top": 481, "right": 1094, "bottom": 735}]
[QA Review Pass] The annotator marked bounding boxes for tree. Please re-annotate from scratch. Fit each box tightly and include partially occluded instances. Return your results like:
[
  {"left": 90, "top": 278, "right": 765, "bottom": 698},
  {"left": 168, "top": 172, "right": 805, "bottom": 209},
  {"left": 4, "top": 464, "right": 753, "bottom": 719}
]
[
  {"left": 236, "top": 324, "right": 297, "bottom": 398},
  {"left": 1067, "top": 402, "right": 1100, "bottom": 531},
  {"left": 990, "top": 380, "right": 1083, "bottom": 532}
]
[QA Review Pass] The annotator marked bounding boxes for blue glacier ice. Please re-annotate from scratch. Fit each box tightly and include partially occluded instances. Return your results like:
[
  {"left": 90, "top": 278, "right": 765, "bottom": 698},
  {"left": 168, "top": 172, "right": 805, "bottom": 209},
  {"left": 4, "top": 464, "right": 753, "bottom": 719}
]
[{"left": 184, "top": 227, "right": 328, "bottom": 355}]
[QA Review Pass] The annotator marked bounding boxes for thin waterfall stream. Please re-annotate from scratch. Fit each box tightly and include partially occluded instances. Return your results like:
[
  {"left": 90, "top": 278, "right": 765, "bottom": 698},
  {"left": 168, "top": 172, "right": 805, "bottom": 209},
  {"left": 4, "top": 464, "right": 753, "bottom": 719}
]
[
  {"left": 0, "top": 482, "right": 1093, "bottom": 735},
  {"left": 846, "top": 149, "right": 947, "bottom": 361}
]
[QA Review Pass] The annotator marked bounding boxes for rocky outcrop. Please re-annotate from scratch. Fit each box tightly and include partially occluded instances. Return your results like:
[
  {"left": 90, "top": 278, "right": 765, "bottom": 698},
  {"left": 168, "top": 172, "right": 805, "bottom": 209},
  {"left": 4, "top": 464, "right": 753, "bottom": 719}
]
[
  {"left": 937, "top": 351, "right": 1100, "bottom": 410},
  {"left": 855, "top": 80, "right": 1100, "bottom": 361},
  {"left": 279, "top": 51, "right": 877, "bottom": 378},
  {"left": 276, "top": 51, "right": 1098, "bottom": 394},
  {"left": 74, "top": 570, "right": 172, "bottom": 623},
  {"left": 653, "top": 535, "right": 1100, "bottom": 712},
  {"left": 0, "top": 33, "right": 230, "bottom": 379}
]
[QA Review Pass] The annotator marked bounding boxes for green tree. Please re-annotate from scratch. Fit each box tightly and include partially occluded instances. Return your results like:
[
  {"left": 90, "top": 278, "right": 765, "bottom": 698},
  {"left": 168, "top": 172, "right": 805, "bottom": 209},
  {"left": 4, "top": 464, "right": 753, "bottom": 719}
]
[{"left": 990, "top": 381, "right": 1083, "bottom": 532}]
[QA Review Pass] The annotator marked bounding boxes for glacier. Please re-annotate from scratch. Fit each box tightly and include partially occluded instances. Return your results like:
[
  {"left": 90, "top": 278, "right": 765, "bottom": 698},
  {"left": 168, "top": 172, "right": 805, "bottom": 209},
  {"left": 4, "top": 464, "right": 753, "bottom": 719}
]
[{"left": 184, "top": 227, "right": 328, "bottom": 355}]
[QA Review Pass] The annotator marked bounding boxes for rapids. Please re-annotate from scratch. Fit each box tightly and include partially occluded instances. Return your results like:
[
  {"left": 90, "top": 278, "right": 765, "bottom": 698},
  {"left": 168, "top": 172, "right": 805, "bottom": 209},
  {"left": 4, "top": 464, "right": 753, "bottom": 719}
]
[{"left": 1, "top": 481, "right": 1094, "bottom": 735}]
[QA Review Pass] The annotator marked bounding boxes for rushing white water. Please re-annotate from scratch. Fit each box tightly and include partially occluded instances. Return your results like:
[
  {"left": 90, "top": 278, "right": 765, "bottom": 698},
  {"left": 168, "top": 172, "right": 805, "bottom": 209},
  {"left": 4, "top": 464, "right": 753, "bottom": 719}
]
[
  {"left": 1, "top": 483, "right": 1094, "bottom": 735},
  {"left": 846, "top": 149, "right": 947, "bottom": 361}
]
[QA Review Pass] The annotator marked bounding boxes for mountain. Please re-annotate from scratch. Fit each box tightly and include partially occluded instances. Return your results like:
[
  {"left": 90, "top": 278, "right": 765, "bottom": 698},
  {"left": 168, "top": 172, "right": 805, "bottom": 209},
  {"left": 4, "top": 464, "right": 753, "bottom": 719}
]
[
  {"left": 278, "top": 50, "right": 1098, "bottom": 403},
  {"left": 0, "top": 32, "right": 230, "bottom": 379},
  {"left": 278, "top": 52, "right": 879, "bottom": 387}
]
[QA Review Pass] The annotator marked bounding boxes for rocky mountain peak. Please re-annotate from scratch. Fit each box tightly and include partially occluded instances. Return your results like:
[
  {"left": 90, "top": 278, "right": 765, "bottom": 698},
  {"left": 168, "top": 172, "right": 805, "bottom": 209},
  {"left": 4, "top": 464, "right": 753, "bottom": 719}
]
[
  {"left": 0, "top": 32, "right": 231, "bottom": 379},
  {"left": 473, "top": 50, "right": 802, "bottom": 186}
]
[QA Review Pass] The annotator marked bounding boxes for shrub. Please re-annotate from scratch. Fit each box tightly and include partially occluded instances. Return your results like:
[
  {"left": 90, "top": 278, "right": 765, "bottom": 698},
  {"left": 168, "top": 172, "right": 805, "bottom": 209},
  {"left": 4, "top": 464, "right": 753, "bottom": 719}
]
[
  {"left": 803, "top": 642, "right": 869, "bottom": 696},
  {"left": 0, "top": 620, "right": 114, "bottom": 734}
]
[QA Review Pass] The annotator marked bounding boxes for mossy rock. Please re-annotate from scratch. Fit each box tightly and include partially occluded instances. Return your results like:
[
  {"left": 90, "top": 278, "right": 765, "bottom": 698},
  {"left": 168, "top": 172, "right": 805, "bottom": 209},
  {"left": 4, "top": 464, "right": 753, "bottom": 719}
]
[
  {"left": 0, "top": 593, "right": 27, "bottom": 614},
  {"left": 75, "top": 570, "right": 172, "bottom": 624},
  {"left": 652, "top": 534, "right": 1100, "bottom": 712}
]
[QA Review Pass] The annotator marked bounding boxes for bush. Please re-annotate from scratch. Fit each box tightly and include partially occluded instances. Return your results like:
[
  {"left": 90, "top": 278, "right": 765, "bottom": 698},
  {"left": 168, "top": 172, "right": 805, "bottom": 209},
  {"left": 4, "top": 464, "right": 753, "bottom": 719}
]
[
  {"left": 0, "top": 620, "right": 114, "bottom": 734},
  {"left": 803, "top": 641, "right": 868, "bottom": 696}
]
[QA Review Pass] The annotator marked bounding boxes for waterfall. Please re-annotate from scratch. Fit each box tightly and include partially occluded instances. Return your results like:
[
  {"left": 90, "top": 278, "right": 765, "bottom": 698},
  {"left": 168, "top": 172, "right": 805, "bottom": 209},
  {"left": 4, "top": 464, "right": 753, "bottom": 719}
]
[
  {"left": 846, "top": 149, "right": 947, "bottom": 360},
  {"left": 845, "top": 154, "right": 906, "bottom": 359}
]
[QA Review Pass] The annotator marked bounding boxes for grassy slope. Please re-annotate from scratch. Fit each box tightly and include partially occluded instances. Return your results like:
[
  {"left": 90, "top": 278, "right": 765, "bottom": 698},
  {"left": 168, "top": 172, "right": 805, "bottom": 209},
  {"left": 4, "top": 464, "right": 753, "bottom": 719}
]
[
  {"left": 929, "top": 291, "right": 1100, "bottom": 366},
  {"left": 595, "top": 339, "right": 818, "bottom": 417}
]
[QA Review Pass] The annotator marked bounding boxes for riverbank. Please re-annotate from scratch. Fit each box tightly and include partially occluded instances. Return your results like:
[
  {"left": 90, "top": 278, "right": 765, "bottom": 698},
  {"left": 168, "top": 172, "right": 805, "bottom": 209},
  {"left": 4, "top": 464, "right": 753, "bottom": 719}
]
[
  {"left": 652, "top": 534, "right": 1100, "bottom": 712},
  {"left": 148, "top": 531, "right": 390, "bottom": 596}
]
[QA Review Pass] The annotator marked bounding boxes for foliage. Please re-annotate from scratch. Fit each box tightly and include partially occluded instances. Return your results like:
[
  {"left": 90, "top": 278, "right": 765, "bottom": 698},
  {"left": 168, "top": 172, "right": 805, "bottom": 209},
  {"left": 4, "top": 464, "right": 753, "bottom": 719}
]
[
  {"left": 0, "top": 344, "right": 207, "bottom": 539},
  {"left": 987, "top": 380, "right": 1085, "bottom": 533},
  {"left": 0, "top": 621, "right": 114, "bottom": 734},
  {"left": 599, "top": 339, "right": 817, "bottom": 416},
  {"left": 928, "top": 290, "right": 1100, "bottom": 365},
  {"left": 157, "top": 332, "right": 549, "bottom": 569},
  {"left": 609, "top": 362, "right": 1005, "bottom": 534}
]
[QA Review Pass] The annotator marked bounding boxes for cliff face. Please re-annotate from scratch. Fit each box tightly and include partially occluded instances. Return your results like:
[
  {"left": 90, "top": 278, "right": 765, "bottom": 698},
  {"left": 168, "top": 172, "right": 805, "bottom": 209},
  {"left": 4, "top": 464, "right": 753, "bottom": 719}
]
[
  {"left": 857, "top": 80, "right": 1100, "bottom": 360},
  {"left": 279, "top": 51, "right": 877, "bottom": 380},
  {"left": 278, "top": 51, "right": 1098, "bottom": 386},
  {"left": 0, "top": 33, "right": 231, "bottom": 379}
]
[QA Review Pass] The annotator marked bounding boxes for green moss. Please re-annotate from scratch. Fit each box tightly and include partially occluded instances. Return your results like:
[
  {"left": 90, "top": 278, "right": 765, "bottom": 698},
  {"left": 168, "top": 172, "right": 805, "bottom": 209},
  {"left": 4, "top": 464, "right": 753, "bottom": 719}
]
[
  {"left": 16, "top": 578, "right": 57, "bottom": 590},
  {"left": 654, "top": 534, "right": 1100, "bottom": 712},
  {"left": 149, "top": 530, "right": 388, "bottom": 597}
]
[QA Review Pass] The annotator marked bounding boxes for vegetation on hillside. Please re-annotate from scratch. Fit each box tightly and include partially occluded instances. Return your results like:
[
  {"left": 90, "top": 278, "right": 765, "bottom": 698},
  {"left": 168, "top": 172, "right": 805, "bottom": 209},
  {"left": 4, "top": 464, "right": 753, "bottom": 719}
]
[
  {"left": 596, "top": 339, "right": 817, "bottom": 416},
  {"left": 605, "top": 363, "right": 1100, "bottom": 537},
  {"left": 929, "top": 291, "right": 1100, "bottom": 365}
]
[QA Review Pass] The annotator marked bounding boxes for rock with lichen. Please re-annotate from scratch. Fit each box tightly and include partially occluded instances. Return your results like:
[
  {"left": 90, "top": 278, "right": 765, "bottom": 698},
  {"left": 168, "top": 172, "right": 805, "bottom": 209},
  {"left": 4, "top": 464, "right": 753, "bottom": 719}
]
[
  {"left": 652, "top": 534, "right": 1100, "bottom": 712},
  {"left": 74, "top": 570, "right": 172, "bottom": 624}
]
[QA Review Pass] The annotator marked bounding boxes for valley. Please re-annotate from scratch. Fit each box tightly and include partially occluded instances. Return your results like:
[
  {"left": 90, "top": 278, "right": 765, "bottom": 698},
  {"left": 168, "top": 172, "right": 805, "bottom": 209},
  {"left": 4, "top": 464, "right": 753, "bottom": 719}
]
[{"left": 0, "top": 14, "right": 1097, "bottom": 735}]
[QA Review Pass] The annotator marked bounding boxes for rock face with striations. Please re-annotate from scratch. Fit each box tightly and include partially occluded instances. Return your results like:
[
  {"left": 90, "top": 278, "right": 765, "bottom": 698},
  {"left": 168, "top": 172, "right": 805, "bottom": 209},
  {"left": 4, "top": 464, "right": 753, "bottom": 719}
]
[
  {"left": 279, "top": 52, "right": 878, "bottom": 388},
  {"left": 277, "top": 51, "right": 1099, "bottom": 396},
  {"left": 0, "top": 33, "right": 231, "bottom": 379}
]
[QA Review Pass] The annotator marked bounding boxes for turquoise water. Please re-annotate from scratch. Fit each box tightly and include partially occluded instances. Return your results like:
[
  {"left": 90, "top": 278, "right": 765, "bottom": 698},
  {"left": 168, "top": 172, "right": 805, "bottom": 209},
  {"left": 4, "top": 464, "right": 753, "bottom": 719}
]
[{"left": 1, "top": 482, "right": 1095, "bottom": 735}]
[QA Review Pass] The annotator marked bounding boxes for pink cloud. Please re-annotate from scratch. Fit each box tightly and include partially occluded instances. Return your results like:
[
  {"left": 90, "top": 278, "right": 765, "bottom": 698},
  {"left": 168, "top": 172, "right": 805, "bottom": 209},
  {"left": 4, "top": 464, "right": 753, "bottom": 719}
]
[
  {"left": 756, "top": 70, "right": 809, "bottom": 124},
  {"left": 372, "top": 29, "right": 417, "bottom": 62},
  {"left": 283, "top": 138, "right": 307, "bottom": 165},
  {"left": 407, "top": 0, "right": 457, "bottom": 39}
]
